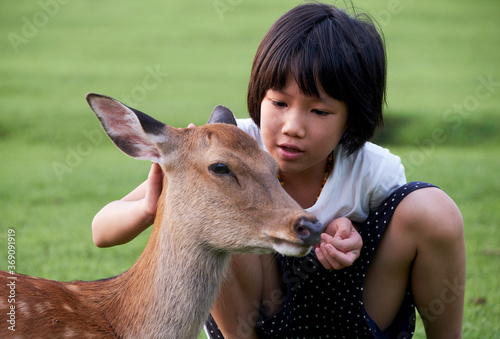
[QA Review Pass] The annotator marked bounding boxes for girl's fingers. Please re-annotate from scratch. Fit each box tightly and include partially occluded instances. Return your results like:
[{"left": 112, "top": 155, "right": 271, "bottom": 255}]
[
  {"left": 144, "top": 163, "right": 163, "bottom": 215},
  {"left": 316, "top": 242, "right": 361, "bottom": 270},
  {"left": 325, "top": 244, "right": 359, "bottom": 267},
  {"left": 328, "top": 231, "right": 363, "bottom": 253},
  {"left": 325, "top": 217, "right": 351, "bottom": 239},
  {"left": 315, "top": 246, "right": 333, "bottom": 270}
]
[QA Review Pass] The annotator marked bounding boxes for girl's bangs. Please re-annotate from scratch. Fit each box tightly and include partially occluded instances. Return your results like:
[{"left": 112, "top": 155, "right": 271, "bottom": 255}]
[{"left": 270, "top": 34, "right": 346, "bottom": 102}]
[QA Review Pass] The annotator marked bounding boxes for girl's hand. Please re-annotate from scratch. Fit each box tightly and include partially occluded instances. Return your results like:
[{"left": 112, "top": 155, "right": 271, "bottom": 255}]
[
  {"left": 136, "top": 123, "right": 195, "bottom": 222},
  {"left": 139, "top": 162, "right": 164, "bottom": 221},
  {"left": 314, "top": 217, "right": 362, "bottom": 270}
]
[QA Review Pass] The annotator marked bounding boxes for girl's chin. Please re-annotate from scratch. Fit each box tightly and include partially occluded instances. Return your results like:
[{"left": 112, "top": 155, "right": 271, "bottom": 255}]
[{"left": 276, "top": 160, "right": 304, "bottom": 175}]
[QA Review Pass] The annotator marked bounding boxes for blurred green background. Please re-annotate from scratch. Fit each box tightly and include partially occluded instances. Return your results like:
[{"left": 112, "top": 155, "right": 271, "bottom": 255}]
[{"left": 0, "top": 0, "right": 499, "bottom": 337}]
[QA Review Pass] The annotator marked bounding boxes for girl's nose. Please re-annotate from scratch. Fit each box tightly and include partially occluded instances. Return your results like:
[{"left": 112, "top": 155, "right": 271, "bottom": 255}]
[{"left": 281, "top": 110, "right": 306, "bottom": 138}]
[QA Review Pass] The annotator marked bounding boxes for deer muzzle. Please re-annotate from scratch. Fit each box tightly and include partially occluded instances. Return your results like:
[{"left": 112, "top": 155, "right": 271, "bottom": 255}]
[{"left": 295, "top": 217, "right": 324, "bottom": 246}]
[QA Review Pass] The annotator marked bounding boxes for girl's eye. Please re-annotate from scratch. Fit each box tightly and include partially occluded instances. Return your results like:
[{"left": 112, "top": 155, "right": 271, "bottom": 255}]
[
  {"left": 209, "top": 163, "right": 232, "bottom": 175},
  {"left": 312, "top": 109, "right": 329, "bottom": 116},
  {"left": 272, "top": 100, "right": 287, "bottom": 108}
]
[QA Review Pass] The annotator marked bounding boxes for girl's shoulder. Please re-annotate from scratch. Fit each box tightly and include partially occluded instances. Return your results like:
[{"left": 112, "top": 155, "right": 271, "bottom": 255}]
[
  {"left": 348, "top": 142, "right": 400, "bottom": 164},
  {"left": 236, "top": 118, "right": 267, "bottom": 151},
  {"left": 341, "top": 142, "right": 404, "bottom": 175},
  {"left": 330, "top": 142, "right": 406, "bottom": 216},
  {"left": 236, "top": 118, "right": 259, "bottom": 135}
]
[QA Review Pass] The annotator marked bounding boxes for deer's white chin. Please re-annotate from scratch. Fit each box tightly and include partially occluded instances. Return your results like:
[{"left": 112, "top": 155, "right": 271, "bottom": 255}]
[{"left": 271, "top": 240, "right": 312, "bottom": 257}]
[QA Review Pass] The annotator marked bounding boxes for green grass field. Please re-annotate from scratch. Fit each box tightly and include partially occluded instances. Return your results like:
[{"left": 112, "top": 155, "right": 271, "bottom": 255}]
[{"left": 1, "top": 0, "right": 499, "bottom": 337}]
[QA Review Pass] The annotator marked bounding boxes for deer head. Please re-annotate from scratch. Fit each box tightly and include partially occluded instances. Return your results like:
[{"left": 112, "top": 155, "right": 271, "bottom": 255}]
[{"left": 86, "top": 93, "right": 323, "bottom": 257}]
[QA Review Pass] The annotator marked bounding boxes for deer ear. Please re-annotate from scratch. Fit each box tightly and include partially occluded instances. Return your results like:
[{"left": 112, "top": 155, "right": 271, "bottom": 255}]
[
  {"left": 207, "top": 105, "right": 237, "bottom": 126},
  {"left": 86, "top": 93, "right": 168, "bottom": 162}
]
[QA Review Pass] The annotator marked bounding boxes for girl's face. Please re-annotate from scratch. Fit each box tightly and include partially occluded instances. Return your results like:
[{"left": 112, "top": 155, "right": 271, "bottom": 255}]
[{"left": 260, "top": 76, "right": 349, "bottom": 177}]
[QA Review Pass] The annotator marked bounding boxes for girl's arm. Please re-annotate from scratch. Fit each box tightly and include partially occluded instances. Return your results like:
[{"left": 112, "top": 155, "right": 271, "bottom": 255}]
[{"left": 92, "top": 162, "right": 163, "bottom": 247}]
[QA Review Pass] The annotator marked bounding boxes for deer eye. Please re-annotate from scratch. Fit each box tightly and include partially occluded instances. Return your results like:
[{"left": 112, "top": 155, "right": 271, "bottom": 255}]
[{"left": 209, "top": 163, "right": 231, "bottom": 175}]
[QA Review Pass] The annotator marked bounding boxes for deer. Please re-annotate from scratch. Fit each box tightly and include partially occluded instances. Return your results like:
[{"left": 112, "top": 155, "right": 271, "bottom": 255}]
[{"left": 0, "top": 93, "right": 324, "bottom": 339}]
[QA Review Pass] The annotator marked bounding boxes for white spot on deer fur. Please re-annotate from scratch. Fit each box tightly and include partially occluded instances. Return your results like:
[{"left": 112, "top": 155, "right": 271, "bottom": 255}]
[
  {"left": 32, "top": 301, "right": 54, "bottom": 315},
  {"left": 34, "top": 302, "right": 45, "bottom": 315},
  {"left": 18, "top": 301, "right": 31, "bottom": 317},
  {"left": 64, "top": 329, "right": 76, "bottom": 338},
  {"left": 66, "top": 284, "right": 80, "bottom": 292},
  {"left": 63, "top": 303, "right": 74, "bottom": 312}
]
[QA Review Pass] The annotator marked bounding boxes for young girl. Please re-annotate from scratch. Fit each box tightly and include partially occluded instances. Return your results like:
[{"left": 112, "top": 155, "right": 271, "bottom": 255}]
[{"left": 92, "top": 3, "right": 465, "bottom": 338}]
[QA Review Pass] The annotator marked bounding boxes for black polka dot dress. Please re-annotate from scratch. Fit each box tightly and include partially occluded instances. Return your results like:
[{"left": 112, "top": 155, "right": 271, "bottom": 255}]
[{"left": 205, "top": 182, "right": 436, "bottom": 339}]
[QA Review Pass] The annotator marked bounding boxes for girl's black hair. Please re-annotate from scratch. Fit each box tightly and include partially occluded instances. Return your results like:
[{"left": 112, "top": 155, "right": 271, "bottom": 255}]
[{"left": 247, "top": 2, "right": 386, "bottom": 155}]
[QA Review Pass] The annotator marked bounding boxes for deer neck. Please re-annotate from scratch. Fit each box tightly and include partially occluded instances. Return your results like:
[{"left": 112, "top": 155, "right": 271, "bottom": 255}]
[{"left": 100, "top": 204, "right": 231, "bottom": 339}]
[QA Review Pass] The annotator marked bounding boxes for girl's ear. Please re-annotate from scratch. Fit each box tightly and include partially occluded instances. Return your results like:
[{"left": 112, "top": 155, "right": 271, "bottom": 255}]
[{"left": 86, "top": 93, "right": 172, "bottom": 163}]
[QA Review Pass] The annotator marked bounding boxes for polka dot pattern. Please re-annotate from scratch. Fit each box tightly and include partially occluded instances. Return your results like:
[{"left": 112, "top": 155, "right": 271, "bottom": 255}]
[{"left": 205, "top": 182, "right": 435, "bottom": 338}]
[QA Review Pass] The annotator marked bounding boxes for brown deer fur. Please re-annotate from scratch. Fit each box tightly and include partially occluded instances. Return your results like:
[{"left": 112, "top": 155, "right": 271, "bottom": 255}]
[{"left": 0, "top": 94, "right": 323, "bottom": 338}]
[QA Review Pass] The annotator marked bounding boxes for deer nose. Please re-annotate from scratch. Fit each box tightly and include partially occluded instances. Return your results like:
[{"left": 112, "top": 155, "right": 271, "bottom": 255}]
[{"left": 295, "top": 217, "right": 324, "bottom": 246}]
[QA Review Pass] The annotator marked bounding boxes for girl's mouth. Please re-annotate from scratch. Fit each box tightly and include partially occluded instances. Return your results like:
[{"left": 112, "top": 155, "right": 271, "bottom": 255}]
[
  {"left": 279, "top": 143, "right": 304, "bottom": 152},
  {"left": 278, "top": 144, "right": 304, "bottom": 160}
]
